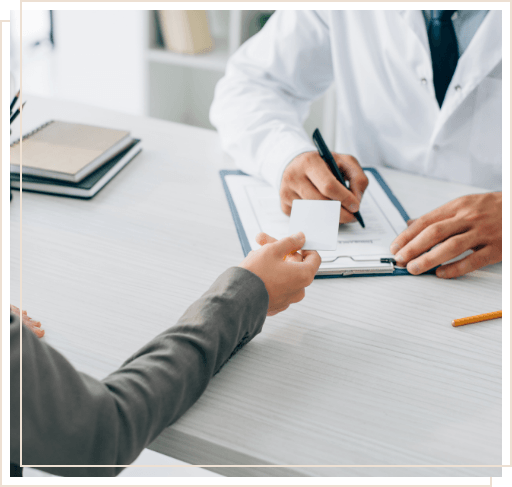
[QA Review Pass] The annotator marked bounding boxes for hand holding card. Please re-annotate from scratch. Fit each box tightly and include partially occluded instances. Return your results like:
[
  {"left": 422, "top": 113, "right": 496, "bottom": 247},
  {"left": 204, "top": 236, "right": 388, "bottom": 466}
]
[{"left": 289, "top": 200, "right": 341, "bottom": 251}]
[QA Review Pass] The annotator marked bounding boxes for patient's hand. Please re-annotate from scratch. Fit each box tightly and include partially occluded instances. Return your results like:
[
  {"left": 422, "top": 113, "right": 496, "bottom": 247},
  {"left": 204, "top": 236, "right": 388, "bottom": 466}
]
[
  {"left": 10, "top": 305, "right": 45, "bottom": 338},
  {"left": 255, "top": 232, "right": 303, "bottom": 262},
  {"left": 239, "top": 232, "right": 321, "bottom": 316}
]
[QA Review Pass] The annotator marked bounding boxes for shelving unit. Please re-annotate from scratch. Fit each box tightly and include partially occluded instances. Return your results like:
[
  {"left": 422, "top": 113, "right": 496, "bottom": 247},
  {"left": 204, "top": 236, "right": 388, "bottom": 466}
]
[
  {"left": 147, "top": 37, "right": 230, "bottom": 73},
  {"left": 145, "top": 9, "right": 335, "bottom": 144}
]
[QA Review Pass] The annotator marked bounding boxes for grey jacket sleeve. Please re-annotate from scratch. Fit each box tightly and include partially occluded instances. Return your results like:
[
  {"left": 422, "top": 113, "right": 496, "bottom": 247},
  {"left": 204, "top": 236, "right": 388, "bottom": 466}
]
[{"left": 10, "top": 267, "right": 268, "bottom": 477}]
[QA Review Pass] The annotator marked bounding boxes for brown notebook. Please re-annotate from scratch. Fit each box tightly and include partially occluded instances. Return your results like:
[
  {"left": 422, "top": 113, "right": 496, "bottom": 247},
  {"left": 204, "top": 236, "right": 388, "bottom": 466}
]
[{"left": 10, "top": 120, "right": 132, "bottom": 183}]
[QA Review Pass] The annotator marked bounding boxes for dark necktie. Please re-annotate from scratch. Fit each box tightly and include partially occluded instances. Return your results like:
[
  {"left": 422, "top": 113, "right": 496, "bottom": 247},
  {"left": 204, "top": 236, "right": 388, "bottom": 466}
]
[{"left": 427, "top": 10, "right": 459, "bottom": 107}]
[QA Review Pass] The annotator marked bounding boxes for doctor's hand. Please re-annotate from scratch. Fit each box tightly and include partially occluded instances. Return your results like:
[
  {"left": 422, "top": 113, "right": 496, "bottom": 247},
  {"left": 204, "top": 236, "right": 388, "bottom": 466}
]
[
  {"left": 390, "top": 192, "right": 502, "bottom": 278},
  {"left": 239, "top": 232, "right": 321, "bottom": 316},
  {"left": 280, "top": 151, "right": 369, "bottom": 224}
]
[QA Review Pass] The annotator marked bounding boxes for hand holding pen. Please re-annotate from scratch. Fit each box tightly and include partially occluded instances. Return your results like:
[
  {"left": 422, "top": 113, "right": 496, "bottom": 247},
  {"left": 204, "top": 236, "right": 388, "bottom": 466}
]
[
  {"left": 312, "top": 128, "right": 365, "bottom": 228},
  {"left": 279, "top": 129, "right": 369, "bottom": 225}
]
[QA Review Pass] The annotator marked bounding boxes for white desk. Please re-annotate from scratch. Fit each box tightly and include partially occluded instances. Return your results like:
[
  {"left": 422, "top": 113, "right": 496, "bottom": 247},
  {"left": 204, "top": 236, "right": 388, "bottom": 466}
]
[{"left": 10, "top": 96, "right": 502, "bottom": 477}]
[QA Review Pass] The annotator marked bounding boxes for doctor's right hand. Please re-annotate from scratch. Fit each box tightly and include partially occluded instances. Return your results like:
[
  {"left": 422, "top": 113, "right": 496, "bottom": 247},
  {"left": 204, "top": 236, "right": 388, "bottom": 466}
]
[
  {"left": 280, "top": 151, "right": 369, "bottom": 224},
  {"left": 239, "top": 232, "right": 321, "bottom": 316}
]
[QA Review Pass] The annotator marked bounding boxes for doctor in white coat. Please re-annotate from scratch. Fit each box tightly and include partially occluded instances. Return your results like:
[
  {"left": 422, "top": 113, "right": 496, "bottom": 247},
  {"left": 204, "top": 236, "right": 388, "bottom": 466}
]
[{"left": 210, "top": 10, "right": 502, "bottom": 278}]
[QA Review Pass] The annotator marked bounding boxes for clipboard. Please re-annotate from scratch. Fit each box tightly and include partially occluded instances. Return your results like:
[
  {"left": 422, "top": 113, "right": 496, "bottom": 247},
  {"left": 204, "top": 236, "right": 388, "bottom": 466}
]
[{"left": 220, "top": 168, "right": 421, "bottom": 279}]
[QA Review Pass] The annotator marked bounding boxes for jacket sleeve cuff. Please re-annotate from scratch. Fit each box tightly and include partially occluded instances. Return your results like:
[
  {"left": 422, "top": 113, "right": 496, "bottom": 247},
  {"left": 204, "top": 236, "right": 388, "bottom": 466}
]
[{"left": 258, "top": 132, "right": 316, "bottom": 190}]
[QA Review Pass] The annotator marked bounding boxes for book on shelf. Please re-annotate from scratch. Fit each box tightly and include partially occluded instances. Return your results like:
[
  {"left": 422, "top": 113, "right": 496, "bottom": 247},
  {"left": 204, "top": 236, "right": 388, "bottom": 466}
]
[
  {"left": 11, "top": 139, "right": 142, "bottom": 199},
  {"left": 157, "top": 10, "right": 213, "bottom": 55},
  {"left": 10, "top": 120, "right": 133, "bottom": 182}
]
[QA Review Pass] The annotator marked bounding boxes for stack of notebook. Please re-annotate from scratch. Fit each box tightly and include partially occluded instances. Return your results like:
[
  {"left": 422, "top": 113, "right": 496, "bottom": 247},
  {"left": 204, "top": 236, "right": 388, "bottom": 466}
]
[{"left": 10, "top": 120, "right": 142, "bottom": 198}]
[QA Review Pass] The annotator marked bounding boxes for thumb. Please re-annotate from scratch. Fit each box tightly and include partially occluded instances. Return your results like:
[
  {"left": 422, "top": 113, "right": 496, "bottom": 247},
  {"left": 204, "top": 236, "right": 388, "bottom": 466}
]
[{"left": 273, "top": 232, "right": 306, "bottom": 257}]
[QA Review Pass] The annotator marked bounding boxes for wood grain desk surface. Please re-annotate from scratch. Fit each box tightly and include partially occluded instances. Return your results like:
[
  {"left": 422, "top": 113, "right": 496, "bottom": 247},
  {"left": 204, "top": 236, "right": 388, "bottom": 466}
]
[{"left": 10, "top": 96, "right": 502, "bottom": 477}]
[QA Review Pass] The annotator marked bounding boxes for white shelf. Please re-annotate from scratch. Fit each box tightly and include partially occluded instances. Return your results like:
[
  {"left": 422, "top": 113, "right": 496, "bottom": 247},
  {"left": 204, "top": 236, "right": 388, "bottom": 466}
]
[
  {"left": 144, "top": 9, "right": 332, "bottom": 139},
  {"left": 147, "top": 38, "right": 229, "bottom": 73}
]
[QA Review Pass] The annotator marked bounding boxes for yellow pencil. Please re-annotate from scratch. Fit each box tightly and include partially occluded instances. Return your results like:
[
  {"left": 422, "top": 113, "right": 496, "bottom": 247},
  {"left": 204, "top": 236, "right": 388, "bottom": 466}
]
[{"left": 452, "top": 310, "right": 502, "bottom": 327}]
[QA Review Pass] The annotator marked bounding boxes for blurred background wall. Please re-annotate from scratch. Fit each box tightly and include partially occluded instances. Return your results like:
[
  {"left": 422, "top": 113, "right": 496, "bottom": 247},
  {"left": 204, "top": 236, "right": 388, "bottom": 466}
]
[{"left": 11, "top": 9, "right": 335, "bottom": 143}]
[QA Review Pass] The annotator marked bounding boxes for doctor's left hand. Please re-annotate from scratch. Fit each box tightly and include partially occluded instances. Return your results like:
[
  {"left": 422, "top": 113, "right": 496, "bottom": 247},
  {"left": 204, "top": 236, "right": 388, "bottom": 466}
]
[{"left": 389, "top": 192, "right": 502, "bottom": 278}]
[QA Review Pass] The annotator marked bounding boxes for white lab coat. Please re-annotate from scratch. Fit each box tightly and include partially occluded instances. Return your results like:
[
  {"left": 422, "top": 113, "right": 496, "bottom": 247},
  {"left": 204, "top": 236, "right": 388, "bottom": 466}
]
[{"left": 210, "top": 10, "right": 502, "bottom": 191}]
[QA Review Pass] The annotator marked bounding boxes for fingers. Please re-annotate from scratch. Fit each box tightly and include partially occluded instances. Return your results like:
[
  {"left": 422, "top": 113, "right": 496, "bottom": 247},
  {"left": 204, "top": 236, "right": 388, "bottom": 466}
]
[
  {"left": 299, "top": 250, "right": 322, "bottom": 281},
  {"left": 272, "top": 232, "right": 305, "bottom": 257},
  {"left": 436, "top": 246, "right": 500, "bottom": 279},
  {"left": 25, "top": 318, "right": 42, "bottom": 327},
  {"left": 280, "top": 188, "right": 301, "bottom": 216},
  {"left": 405, "top": 234, "right": 472, "bottom": 275},
  {"left": 255, "top": 232, "right": 277, "bottom": 246},
  {"left": 390, "top": 205, "right": 457, "bottom": 254},
  {"left": 306, "top": 159, "right": 360, "bottom": 215},
  {"left": 285, "top": 251, "right": 303, "bottom": 263},
  {"left": 393, "top": 217, "right": 466, "bottom": 267},
  {"left": 335, "top": 154, "right": 369, "bottom": 202},
  {"left": 26, "top": 323, "right": 45, "bottom": 338},
  {"left": 295, "top": 182, "right": 330, "bottom": 202},
  {"left": 255, "top": 233, "right": 301, "bottom": 261},
  {"left": 287, "top": 180, "right": 353, "bottom": 223},
  {"left": 9, "top": 304, "right": 45, "bottom": 338},
  {"left": 280, "top": 152, "right": 367, "bottom": 224}
]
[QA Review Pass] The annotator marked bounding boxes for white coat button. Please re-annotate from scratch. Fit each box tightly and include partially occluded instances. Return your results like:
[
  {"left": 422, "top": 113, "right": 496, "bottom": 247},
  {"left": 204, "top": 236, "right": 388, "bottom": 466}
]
[
  {"left": 454, "top": 85, "right": 462, "bottom": 92},
  {"left": 420, "top": 78, "right": 427, "bottom": 85}
]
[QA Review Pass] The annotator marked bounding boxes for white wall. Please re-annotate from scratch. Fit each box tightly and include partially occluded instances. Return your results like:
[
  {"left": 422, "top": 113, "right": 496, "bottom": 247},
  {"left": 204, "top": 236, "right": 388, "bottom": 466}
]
[{"left": 13, "top": 10, "right": 147, "bottom": 116}]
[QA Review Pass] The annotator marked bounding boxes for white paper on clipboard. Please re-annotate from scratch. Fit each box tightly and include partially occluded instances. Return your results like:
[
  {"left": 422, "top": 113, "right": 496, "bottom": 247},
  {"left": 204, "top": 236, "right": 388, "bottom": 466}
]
[{"left": 224, "top": 170, "right": 408, "bottom": 276}]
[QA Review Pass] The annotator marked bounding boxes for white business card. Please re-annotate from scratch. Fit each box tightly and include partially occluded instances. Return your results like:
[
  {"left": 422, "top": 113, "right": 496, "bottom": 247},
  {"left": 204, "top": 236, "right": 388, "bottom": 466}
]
[{"left": 289, "top": 200, "right": 341, "bottom": 251}]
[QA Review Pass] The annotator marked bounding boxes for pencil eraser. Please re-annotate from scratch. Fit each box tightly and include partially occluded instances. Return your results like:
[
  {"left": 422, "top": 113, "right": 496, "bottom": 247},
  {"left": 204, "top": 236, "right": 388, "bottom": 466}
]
[{"left": 289, "top": 200, "right": 340, "bottom": 251}]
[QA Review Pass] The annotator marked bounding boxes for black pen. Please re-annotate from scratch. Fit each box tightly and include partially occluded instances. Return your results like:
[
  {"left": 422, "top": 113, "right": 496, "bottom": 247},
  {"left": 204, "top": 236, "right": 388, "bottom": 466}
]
[
  {"left": 312, "top": 128, "right": 365, "bottom": 228},
  {"left": 10, "top": 101, "right": 26, "bottom": 125}
]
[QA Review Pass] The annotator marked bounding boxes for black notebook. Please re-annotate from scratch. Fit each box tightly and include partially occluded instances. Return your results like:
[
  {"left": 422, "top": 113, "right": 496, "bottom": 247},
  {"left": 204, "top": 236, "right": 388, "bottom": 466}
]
[{"left": 11, "top": 139, "right": 142, "bottom": 199}]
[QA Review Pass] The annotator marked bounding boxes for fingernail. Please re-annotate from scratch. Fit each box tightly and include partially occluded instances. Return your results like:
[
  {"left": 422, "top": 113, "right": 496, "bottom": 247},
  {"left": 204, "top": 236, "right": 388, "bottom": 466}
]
[
  {"left": 390, "top": 243, "right": 399, "bottom": 254},
  {"left": 293, "top": 232, "right": 305, "bottom": 240},
  {"left": 409, "top": 262, "right": 419, "bottom": 274},
  {"left": 437, "top": 269, "right": 445, "bottom": 278},
  {"left": 395, "top": 253, "right": 404, "bottom": 264},
  {"left": 349, "top": 203, "right": 358, "bottom": 212}
]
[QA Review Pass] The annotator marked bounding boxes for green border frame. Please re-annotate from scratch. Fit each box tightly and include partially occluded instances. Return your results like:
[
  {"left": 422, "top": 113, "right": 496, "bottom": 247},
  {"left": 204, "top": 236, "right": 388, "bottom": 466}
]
[{"left": 0, "top": 0, "right": 512, "bottom": 487}]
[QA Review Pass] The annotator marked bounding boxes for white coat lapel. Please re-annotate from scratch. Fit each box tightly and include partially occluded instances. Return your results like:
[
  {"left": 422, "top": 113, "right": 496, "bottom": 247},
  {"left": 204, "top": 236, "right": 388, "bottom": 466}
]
[
  {"left": 451, "top": 10, "right": 502, "bottom": 97},
  {"left": 397, "top": 9, "right": 437, "bottom": 110},
  {"left": 431, "top": 10, "right": 502, "bottom": 141},
  {"left": 398, "top": 10, "right": 430, "bottom": 57}
]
